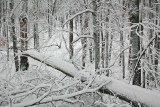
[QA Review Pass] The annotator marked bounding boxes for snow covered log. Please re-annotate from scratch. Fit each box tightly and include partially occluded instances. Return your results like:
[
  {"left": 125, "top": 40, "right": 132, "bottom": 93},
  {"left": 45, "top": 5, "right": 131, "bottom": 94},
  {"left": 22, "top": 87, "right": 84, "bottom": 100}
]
[
  {"left": 22, "top": 50, "right": 79, "bottom": 78},
  {"left": 22, "top": 50, "right": 160, "bottom": 107}
]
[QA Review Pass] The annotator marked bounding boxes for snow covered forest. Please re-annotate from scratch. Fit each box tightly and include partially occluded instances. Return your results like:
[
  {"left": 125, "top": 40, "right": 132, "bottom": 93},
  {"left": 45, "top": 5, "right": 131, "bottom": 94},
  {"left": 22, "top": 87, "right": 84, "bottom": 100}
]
[{"left": 1, "top": 0, "right": 160, "bottom": 106}]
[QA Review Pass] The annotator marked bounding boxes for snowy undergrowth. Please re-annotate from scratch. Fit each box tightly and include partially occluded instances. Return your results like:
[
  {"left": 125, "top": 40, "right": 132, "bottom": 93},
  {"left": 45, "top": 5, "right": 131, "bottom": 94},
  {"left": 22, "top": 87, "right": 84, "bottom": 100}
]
[{"left": 0, "top": 50, "right": 131, "bottom": 107}]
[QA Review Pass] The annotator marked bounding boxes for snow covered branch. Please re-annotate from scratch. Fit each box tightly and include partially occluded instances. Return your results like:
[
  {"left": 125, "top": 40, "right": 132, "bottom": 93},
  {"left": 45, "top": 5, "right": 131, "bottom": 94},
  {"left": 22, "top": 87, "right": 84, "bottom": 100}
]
[
  {"left": 72, "top": 35, "right": 94, "bottom": 44},
  {"left": 63, "top": 9, "right": 94, "bottom": 27}
]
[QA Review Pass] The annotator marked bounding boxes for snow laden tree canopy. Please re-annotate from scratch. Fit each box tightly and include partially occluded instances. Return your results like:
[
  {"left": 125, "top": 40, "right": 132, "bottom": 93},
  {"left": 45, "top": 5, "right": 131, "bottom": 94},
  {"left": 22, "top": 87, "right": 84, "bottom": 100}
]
[{"left": 0, "top": 0, "right": 160, "bottom": 107}]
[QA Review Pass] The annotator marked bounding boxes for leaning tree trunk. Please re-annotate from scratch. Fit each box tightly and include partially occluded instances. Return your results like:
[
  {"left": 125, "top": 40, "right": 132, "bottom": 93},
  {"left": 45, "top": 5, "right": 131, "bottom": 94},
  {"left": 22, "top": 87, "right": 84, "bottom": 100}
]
[
  {"left": 129, "top": 0, "right": 141, "bottom": 86},
  {"left": 22, "top": 50, "right": 160, "bottom": 107},
  {"left": 20, "top": 0, "right": 29, "bottom": 71}
]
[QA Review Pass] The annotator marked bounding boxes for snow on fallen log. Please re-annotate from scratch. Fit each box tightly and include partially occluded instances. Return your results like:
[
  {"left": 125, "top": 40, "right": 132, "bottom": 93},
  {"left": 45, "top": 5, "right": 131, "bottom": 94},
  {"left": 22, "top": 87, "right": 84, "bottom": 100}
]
[
  {"left": 98, "top": 76, "right": 160, "bottom": 107},
  {"left": 22, "top": 50, "right": 79, "bottom": 78},
  {"left": 22, "top": 50, "right": 160, "bottom": 107}
]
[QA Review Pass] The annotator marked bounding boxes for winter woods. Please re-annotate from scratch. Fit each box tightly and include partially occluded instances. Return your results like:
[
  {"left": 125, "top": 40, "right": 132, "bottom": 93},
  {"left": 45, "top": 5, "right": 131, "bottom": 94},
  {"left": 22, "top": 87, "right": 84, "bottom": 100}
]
[{"left": 0, "top": 0, "right": 160, "bottom": 107}]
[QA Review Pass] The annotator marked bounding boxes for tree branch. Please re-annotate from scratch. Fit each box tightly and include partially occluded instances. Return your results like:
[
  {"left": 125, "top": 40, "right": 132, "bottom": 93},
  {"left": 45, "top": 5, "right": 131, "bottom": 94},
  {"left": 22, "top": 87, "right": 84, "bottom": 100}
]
[{"left": 63, "top": 9, "right": 94, "bottom": 27}]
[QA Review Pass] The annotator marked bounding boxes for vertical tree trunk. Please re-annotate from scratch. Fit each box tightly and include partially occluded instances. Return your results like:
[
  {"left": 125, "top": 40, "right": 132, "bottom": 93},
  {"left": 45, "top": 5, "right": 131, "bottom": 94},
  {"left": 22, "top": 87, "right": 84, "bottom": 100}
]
[
  {"left": 5, "top": 21, "right": 9, "bottom": 61},
  {"left": 100, "top": 14, "right": 104, "bottom": 69},
  {"left": 48, "top": 0, "right": 52, "bottom": 39},
  {"left": 34, "top": 0, "right": 39, "bottom": 51},
  {"left": 120, "top": 31, "right": 125, "bottom": 79},
  {"left": 20, "top": 0, "right": 29, "bottom": 71},
  {"left": 89, "top": 12, "right": 93, "bottom": 63},
  {"left": 129, "top": 0, "right": 141, "bottom": 86},
  {"left": 81, "top": 13, "right": 88, "bottom": 67},
  {"left": 105, "top": 25, "right": 109, "bottom": 76},
  {"left": 34, "top": 22, "right": 39, "bottom": 51},
  {"left": 10, "top": 0, "right": 19, "bottom": 72},
  {"left": 154, "top": 0, "right": 160, "bottom": 87},
  {"left": 69, "top": 17, "right": 73, "bottom": 59},
  {"left": 108, "top": 16, "right": 112, "bottom": 63},
  {"left": 6, "top": 0, "right": 9, "bottom": 61},
  {"left": 0, "top": 0, "right": 2, "bottom": 35},
  {"left": 104, "top": 2, "right": 109, "bottom": 76},
  {"left": 92, "top": 0, "right": 100, "bottom": 70}
]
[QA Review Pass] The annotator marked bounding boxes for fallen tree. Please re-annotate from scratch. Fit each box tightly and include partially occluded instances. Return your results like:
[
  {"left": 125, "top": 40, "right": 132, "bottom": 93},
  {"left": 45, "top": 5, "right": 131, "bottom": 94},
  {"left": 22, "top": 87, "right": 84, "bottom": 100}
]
[{"left": 22, "top": 50, "right": 160, "bottom": 107}]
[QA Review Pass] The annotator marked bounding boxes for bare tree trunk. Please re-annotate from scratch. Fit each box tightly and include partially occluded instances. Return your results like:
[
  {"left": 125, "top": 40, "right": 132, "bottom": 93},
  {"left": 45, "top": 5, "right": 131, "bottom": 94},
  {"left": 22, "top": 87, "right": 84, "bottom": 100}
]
[
  {"left": 81, "top": 38, "right": 87, "bottom": 67},
  {"left": 33, "top": 0, "right": 39, "bottom": 52},
  {"left": 89, "top": 12, "right": 93, "bottom": 63},
  {"left": 92, "top": 0, "right": 100, "bottom": 70},
  {"left": 47, "top": 0, "right": 53, "bottom": 39},
  {"left": 2, "top": 0, "right": 9, "bottom": 61},
  {"left": 34, "top": 22, "right": 39, "bottom": 51},
  {"left": 129, "top": 0, "right": 141, "bottom": 86},
  {"left": 0, "top": 0, "right": 2, "bottom": 35},
  {"left": 10, "top": 0, "right": 19, "bottom": 72},
  {"left": 81, "top": 13, "right": 88, "bottom": 67},
  {"left": 20, "top": 0, "right": 29, "bottom": 71},
  {"left": 5, "top": 21, "right": 9, "bottom": 61},
  {"left": 120, "top": 31, "right": 125, "bottom": 79},
  {"left": 69, "top": 11, "right": 74, "bottom": 59},
  {"left": 154, "top": 0, "right": 160, "bottom": 87},
  {"left": 100, "top": 14, "right": 104, "bottom": 69},
  {"left": 108, "top": 30, "right": 112, "bottom": 63}
]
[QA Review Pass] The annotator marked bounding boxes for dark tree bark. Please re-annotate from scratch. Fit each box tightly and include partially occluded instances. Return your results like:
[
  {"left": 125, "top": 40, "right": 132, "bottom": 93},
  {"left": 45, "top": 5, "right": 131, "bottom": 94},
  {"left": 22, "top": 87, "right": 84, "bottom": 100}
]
[
  {"left": 129, "top": 0, "right": 141, "bottom": 86},
  {"left": 120, "top": 31, "right": 125, "bottom": 79},
  {"left": 69, "top": 12, "right": 74, "bottom": 59},
  {"left": 34, "top": 23, "right": 39, "bottom": 51},
  {"left": 92, "top": 0, "right": 100, "bottom": 70},
  {"left": 47, "top": 0, "right": 53, "bottom": 39},
  {"left": 154, "top": 0, "right": 160, "bottom": 87},
  {"left": 20, "top": 0, "right": 29, "bottom": 71}
]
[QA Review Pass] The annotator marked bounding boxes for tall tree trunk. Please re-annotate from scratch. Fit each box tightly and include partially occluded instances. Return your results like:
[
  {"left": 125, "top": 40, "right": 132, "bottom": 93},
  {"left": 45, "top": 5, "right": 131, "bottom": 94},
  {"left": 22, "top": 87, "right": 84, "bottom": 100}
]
[
  {"left": 0, "top": 0, "right": 2, "bottom": 35},
  {"left": 105, "top": 26, "right": 109, "bottom": 76},
  {"left": 92, "top": 0, "right": 100, "bottom": 70},
  {"left": 20, "top": 0, "right": 29, "bottom": 71},
  {"left": 34, "top": 22, "right": 39, "bottom": 51},
  {"left": 108, "top": 17, "right": 112, "bottom": 63},
  {"left": 69, "top": 17, "right": 73, "bottom": 59},
  {"left": 120, "top": 31, "right": 125, "bottom": 79},
  {"left": 154, "top": 0, "right": 160, "bottom": 87},
  {"left": 6, "top": 0, "right": 9, "bottom": 61},
  {"left": 5, "top": 21, "right": 9, "bottom": 61},
  {"left": 129, "top": 0, "right": 141, "bottom": 86},
  {"left": 33, "top": 0, "right": 39, "bottom": 51},
  {"left": 81, "top": 13, "right": 88, "bottom": 67},
  {"left": 48, "top": 0, "right": 52, "bottom": 39},
  {"left": 10, "top": 0, "right": 19, "bottom": 72},
  {"left": 89, "top": 12, "right": 93, "bottom": 63},
  {"left": 104, "top": 3, "right": 109, "bottom": 76},
  {"left": 100, "top": 14, "right": 104, "bottom": 69}
]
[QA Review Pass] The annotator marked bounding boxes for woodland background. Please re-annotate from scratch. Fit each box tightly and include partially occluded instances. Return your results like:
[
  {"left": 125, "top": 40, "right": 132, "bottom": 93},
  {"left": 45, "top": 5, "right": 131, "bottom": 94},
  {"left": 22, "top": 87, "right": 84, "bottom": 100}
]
[{"left": 0, "top": 0, "right": 160, "bottom": 107}]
